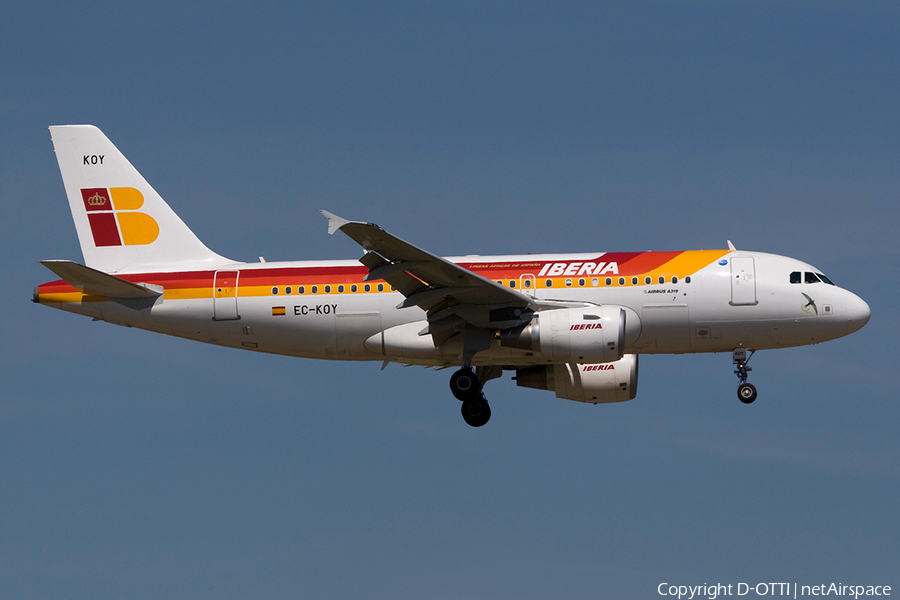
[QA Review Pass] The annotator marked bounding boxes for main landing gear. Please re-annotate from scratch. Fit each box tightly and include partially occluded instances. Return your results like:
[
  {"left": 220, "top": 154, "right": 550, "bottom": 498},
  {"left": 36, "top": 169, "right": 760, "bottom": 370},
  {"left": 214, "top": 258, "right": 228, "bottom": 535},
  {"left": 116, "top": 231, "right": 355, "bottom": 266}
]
[
  {"left": 733, "top": 348, "right": 758, "bottom": 404},
  {"left": 449, "top": 366, "right": 492, "bottom": 427}
]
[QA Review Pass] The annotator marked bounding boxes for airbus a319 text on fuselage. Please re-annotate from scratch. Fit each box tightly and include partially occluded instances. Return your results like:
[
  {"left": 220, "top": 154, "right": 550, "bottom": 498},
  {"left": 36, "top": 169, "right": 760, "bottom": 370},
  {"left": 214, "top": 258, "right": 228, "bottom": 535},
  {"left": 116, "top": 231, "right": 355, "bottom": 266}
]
[{"left": 35, "top": 126, "right": 870, "bottom": 426}]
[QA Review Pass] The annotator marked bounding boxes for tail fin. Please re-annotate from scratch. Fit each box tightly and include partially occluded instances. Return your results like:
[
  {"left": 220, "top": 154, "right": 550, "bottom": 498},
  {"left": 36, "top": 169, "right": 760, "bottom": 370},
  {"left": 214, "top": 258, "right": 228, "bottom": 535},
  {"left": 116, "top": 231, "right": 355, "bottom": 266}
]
[{"left": 49, "top": 125, "right": 232, "bottom": 273}]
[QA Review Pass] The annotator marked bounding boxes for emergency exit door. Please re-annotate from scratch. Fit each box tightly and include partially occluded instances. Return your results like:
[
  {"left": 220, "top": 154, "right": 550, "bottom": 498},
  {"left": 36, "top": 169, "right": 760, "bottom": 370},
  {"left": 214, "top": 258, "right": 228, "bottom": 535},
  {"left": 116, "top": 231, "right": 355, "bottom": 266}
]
[{"left": 213, "top": 270, "right": 241, "bottom": 320}]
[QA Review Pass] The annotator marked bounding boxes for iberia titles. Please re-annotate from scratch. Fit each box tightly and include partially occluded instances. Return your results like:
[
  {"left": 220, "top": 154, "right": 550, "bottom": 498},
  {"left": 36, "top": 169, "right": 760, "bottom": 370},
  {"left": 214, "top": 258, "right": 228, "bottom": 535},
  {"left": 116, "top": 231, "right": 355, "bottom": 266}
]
[{"left": 537, "top": 262, "right": 619, "bottom": 277}]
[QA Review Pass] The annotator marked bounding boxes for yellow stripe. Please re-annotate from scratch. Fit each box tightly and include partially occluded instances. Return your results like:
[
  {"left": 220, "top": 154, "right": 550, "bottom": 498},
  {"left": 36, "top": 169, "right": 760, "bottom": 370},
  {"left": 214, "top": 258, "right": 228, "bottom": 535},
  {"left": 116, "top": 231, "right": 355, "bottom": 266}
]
[
  {"left": 40, "top": 292, "right": 85, "bottom": 303},
  {"left": 39, "top": 292, "right": 112, "bottom": 304},
  {"left": 163, "top": 287, "right": 212, "bottom": 300},
  {"left": 652, "top": 250, "right": 729, "bottom": 278}
]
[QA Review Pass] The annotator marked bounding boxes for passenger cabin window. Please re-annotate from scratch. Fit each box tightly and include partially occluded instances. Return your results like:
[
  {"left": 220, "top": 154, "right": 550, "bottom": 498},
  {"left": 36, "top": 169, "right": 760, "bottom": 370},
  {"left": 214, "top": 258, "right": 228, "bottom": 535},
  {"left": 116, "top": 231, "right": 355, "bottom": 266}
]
[
  {"left": 285, "top": 286, "right": 292, "bottom": 295},
  {"left": 545, "top": 279, "right": 553, "bottom": 287},
  {"left": 790, "top": 271, "right": 801, "bottom": 284},
  {"left": 805, "top": 272, "right": 821, "bottom": 284}
]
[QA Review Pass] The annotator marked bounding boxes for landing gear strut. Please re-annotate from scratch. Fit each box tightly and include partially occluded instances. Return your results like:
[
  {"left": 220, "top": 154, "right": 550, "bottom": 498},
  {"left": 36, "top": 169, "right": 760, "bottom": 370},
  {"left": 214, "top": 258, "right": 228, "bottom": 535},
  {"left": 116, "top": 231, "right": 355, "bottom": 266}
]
[
  {"left": 733, "top": 348, "right": 757, "bottom": 404},
  {"left": 449, "top": 366, "right": 494, "bottom": 427}
]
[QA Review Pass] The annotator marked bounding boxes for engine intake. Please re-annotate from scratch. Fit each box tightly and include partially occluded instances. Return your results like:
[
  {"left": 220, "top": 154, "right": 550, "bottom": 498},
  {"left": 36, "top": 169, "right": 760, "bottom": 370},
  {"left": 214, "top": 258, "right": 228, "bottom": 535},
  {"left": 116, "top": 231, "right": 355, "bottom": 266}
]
[
  {"left": 514, "top": 355, "right": 639, "bottom": 403},
  {"left": 500, "top": 305, "right": 640, "bottom": 363}
]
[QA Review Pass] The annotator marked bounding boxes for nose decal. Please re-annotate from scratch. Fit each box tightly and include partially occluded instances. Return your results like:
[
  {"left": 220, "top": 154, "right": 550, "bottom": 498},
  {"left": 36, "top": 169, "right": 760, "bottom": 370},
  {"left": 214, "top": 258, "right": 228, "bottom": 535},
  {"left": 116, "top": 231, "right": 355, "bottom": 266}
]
[{"left": 801, "top": 292, "right": 818, "bottom": 315}]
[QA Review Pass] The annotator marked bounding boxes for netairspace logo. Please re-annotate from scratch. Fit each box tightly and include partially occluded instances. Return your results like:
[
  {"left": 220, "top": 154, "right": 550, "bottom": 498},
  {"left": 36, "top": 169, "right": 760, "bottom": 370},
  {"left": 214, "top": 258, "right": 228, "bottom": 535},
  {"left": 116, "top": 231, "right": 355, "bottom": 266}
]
[{"left": 657, "top": 582, "right": 891, "bottom": 600}]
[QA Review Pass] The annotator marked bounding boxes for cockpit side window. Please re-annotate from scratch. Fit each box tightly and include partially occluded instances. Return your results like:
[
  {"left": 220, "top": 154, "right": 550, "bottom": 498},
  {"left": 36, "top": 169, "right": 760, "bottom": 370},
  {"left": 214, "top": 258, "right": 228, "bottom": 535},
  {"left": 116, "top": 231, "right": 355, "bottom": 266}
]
[
  {"left": 804, "top": 272, "right": 821, "bottom": 284},
  {"left": 790, "top": 271, "right": 801, "bottom": 284},
  {"left": 817, "top": 273, "right": 835, "bottom": 286}
]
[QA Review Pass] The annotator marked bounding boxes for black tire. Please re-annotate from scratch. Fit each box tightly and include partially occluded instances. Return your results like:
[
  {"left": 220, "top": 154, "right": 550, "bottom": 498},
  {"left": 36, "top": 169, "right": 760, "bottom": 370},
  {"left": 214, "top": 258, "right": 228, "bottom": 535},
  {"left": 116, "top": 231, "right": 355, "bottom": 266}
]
[
  {"left": 738, "top": 382, "right": 758, "bottom": 404},
  {"left": 461, "top": 397, "right": 491, "bottom": 427},
  {"left": 450, "top": 368, "right": 480, "bottom": 401}
]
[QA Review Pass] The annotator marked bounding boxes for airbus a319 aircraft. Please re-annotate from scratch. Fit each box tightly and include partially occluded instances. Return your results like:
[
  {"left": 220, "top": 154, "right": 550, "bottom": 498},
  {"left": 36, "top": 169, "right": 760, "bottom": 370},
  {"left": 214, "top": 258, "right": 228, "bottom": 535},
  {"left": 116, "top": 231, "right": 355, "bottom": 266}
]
[{"left": 35, "top": 125, "right": 871, "bottom": 426}]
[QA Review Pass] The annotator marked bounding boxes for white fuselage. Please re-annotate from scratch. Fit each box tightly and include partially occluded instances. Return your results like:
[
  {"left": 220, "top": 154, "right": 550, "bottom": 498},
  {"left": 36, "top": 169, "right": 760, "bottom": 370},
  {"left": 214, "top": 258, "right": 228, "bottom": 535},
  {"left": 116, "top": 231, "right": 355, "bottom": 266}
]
[{"left": 39, "top": 250, "right": 870, "bottom": 367}]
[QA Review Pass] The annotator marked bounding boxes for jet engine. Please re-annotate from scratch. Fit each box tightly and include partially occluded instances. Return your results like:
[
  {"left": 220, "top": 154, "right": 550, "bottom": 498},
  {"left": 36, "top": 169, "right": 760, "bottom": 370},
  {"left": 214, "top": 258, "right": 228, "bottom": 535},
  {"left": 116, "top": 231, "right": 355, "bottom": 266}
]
[
  {"left": 514, "top": 355, "right": 639, "bottom": 403},
  {"left": 499, "top": 305, "right": 640, "bottom": 363}
]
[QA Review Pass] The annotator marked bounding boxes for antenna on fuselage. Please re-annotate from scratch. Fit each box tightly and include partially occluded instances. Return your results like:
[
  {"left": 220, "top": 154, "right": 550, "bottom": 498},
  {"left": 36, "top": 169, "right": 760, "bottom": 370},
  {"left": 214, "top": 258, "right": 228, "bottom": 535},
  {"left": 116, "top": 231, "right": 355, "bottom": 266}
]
[{"left": 727, "top": 240, "right": 737, "bottom": 251}]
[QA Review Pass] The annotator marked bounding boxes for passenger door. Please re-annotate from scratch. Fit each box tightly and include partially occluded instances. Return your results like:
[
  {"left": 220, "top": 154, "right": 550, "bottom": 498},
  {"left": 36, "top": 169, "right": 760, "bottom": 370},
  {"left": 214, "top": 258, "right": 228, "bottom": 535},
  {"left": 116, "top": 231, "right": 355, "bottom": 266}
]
[
  {"left": 213, "top": 270, "right": 240, "bottom": 320},
  {"left": 730, "top": 257, "right": 757, "bottom": 306}
]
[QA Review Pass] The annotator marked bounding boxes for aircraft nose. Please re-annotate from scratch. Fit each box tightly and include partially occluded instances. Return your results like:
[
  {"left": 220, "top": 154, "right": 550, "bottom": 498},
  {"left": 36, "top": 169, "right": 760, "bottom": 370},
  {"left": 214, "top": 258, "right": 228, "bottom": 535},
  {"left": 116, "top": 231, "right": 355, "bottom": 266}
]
[{"left": 846, "top": 292, "right": 870, "bottom": 334}]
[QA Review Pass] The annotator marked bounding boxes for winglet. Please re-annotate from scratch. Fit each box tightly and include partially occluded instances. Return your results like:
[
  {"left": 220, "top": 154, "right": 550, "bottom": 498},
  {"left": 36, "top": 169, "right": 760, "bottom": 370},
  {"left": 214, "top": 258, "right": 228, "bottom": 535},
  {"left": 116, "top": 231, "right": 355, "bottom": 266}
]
[
  {"left": 727, "top": 240, "right": 737, "bottom": 251},
  {"left": 320, "top": 210, "right": 350, "bottom": 235}
]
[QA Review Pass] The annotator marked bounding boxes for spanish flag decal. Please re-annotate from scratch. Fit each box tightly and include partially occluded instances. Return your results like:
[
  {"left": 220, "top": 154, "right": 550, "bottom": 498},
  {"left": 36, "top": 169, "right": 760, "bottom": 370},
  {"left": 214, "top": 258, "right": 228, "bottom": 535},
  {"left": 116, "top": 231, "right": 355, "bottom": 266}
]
[{"left": 272, "top": 306, "right": 286, "bottom": 316}]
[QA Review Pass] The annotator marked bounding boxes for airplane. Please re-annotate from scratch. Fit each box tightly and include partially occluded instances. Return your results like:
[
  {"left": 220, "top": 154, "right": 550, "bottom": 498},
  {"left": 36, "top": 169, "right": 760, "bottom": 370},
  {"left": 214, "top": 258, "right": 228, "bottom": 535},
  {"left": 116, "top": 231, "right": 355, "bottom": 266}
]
[{"left": 34, "top": 125, "right": 871, "bottom": 427}]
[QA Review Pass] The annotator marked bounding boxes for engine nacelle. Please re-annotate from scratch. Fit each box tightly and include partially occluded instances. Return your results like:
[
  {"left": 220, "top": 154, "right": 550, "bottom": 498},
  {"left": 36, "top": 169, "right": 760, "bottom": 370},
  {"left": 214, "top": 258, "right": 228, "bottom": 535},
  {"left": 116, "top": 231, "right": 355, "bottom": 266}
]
[
  {"left": 500, "top": 305, "right": 640, "bottom": 364},
  {"left": 514, "top": 355, "right": 639, "bottom": 403}
]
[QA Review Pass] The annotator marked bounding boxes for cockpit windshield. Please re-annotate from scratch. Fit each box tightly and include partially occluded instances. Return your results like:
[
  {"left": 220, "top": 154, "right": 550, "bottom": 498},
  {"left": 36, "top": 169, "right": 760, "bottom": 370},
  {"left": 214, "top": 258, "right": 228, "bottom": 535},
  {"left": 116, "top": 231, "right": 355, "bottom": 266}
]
[{"left": 790, "top": 271, "right": 836, "bottom": 285}]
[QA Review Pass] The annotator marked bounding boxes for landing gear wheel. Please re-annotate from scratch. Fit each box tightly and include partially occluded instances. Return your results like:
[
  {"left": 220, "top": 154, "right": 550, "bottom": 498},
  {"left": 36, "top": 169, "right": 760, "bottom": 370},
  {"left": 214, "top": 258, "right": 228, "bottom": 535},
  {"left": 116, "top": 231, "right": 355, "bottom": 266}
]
[
  {"left": 733, "top": 349, "right": 758, "bottom": 405},
  {"left": 738, "top": 382, "right": 757, "bottom": 404},
  {"left": 461, "top": 396, "right": 491, "bottom": 427},
  {"left": 450, "top": 367, "right": 481, "bottom": 401}
]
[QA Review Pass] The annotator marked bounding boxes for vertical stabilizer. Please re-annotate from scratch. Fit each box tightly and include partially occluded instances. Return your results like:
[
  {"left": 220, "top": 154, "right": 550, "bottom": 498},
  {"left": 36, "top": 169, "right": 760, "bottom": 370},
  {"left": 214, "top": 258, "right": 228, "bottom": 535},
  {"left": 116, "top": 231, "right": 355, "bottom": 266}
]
[{"left": 49, "top": 125, "right": 232, "bottom": 273}]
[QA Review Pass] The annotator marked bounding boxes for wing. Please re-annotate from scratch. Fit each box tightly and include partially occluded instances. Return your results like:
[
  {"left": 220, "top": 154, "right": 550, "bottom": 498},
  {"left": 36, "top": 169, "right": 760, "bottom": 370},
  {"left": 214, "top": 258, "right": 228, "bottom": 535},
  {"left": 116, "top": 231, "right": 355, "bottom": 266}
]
[{"left": 321, "top": 211, "right": 580, "bottom": 353}]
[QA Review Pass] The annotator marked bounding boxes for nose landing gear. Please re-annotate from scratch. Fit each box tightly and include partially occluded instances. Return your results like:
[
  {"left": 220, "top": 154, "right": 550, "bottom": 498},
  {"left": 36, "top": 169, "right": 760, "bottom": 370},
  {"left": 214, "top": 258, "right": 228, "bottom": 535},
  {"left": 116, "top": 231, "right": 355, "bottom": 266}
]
[
  {"left": 733, "top": 348, "right": 757, "bottom": 404},
  {"left": 449, "top": 366, "right": 496, "bottom": 427}
]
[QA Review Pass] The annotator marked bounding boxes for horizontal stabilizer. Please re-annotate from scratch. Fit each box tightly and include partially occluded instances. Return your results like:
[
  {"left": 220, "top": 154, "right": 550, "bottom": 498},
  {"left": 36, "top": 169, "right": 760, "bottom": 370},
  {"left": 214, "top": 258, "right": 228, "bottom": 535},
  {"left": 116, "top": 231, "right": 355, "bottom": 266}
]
[{"left": 40, "top": 260, "right": 162, "bottom": 299}]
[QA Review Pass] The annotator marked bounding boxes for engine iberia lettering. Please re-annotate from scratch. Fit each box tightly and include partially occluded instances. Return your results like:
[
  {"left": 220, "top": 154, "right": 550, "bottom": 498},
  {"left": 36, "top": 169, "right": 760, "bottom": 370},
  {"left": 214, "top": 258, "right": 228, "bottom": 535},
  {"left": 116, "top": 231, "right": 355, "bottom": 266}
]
[
  {"left": 537, "top": 261, "right": 619, "bottom": 277},
  {"left": 570, "top": 323, "right": 602, "bottom": 330},
  {"left": 582, "top": 364, "right": 615, "bottom": 371}
]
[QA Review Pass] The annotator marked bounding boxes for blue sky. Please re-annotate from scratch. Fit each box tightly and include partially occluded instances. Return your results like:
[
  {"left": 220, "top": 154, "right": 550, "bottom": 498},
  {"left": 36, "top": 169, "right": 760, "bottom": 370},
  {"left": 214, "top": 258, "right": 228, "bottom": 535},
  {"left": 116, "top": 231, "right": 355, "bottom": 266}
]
[{"left": 1, "top": 2, "right": 898, "bottom": 598}]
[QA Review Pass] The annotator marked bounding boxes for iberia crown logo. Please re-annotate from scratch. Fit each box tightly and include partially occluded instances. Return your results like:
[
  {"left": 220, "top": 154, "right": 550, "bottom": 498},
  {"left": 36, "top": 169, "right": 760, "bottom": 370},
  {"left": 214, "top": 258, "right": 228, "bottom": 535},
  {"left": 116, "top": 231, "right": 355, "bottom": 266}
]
[
  {"left": 87, "top": 192, "right": 108, "bottom": 207},
  {"left": 80, "top": 187, "right": 160, "bottom": 247}
]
